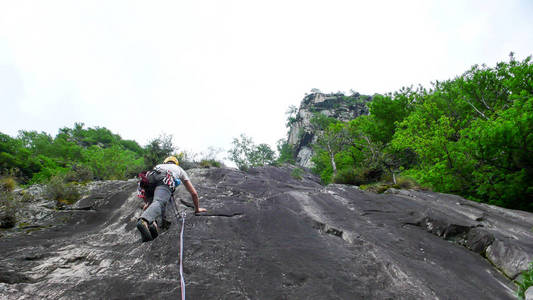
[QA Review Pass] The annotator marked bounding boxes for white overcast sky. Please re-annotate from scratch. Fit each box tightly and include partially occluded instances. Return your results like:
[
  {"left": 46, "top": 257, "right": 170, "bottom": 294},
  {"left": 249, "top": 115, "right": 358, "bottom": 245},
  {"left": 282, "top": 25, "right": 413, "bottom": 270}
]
[{"left": 1, "top": 0, "right": 532, "bottom": 159}]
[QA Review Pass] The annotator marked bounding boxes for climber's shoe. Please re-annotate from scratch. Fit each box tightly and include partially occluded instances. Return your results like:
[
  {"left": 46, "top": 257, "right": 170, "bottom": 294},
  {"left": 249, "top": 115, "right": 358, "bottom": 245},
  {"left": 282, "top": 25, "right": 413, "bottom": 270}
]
[
  {"left": 136, "top": 219, "right": 153, "bottom": 242},
  {"left": 148, "top": 221, "right": 158, "bottom": 239}
]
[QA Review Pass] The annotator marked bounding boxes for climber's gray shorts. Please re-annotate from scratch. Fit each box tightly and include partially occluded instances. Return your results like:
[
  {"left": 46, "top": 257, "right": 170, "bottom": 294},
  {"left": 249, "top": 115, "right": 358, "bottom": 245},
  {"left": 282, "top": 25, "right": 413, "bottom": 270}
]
[{"left": 140, "top": 185, "right": 171, "bottom": 223}]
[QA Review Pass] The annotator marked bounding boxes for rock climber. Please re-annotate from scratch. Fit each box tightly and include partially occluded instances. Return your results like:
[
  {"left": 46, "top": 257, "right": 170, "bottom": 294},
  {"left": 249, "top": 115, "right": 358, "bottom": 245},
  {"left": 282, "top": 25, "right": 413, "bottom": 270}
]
[{"left": 136, "top": 156, "right": 207, "bottom": 242}]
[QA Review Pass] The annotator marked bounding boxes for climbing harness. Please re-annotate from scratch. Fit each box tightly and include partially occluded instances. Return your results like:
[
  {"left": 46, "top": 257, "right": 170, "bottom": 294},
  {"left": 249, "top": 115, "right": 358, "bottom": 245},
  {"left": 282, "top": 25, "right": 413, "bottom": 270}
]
[{"left": 171, "top": 196, "right": 187, "bottom": 300}]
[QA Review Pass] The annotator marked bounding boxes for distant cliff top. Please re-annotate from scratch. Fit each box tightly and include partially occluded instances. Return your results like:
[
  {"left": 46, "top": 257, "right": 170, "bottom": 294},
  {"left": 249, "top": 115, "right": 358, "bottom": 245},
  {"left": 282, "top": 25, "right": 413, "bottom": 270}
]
[{"left": 287, "top": 92, "right": 372, "bottom": 167}]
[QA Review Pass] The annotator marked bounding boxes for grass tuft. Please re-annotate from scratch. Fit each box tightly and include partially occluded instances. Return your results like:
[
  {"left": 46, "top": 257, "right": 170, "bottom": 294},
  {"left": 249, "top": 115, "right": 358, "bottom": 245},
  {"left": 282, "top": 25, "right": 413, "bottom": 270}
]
[
  {"left": 199, "top": 159, "right": 222, "bottom": 168},
  {"left": 291, "top": 168, "right": 304, "bottom": 180},
  {"left": 0, "top": 176, "right": 16, "bottom": 192},
  {"left": 516, "top": 262, "right": 533, "bottom": 300},
  {"left": 45, "top": 175, "right": 81, "bottom": 206}
]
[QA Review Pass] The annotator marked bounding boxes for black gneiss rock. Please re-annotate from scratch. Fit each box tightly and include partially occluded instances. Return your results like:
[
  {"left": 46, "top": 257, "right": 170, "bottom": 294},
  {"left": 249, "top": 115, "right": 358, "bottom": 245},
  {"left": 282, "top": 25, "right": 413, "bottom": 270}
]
[{"left": 1, "top": 167, "right": 531, "bottom": 299}]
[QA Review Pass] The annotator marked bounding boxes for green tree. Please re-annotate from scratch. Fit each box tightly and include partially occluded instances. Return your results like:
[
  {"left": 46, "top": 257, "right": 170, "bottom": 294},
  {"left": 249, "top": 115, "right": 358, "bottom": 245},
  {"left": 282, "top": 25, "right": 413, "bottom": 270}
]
[
  {"left": 228, "top": 134, "right": 255, "bottom": 171},
  {"left": 228, "top": 134, "right": 277, "bottom": 171},
  {"left": 143, "top": 134, "right": 176, "bottom": 169},
  {"left": 276, "top": 139, "right": 295, "bottom": 164},
  {"left": 391, "top": 54, "right": 533, "bottom": 210},
  {"left": 285, "top": 105, "right": 299, "bottom": 128},
  {"left": 250, "top": 144, "right": 277, "bottom": 167},
  {"left": 368, "top": 88, "right": 417, "bottom": 144},
  {"left": 84, "top": 145, "right": 143, "bottom": 180},
  {"left": 313, "top": 122, "right": 348, "bottom": 178},
  {"left": 1, "top": 124, "right": 159, "bottom": 183}
]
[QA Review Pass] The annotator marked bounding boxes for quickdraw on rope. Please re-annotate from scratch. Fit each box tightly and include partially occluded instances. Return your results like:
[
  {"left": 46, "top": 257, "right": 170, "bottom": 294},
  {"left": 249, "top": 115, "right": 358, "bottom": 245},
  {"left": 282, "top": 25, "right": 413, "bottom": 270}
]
[{"left": 171, "top": 195, "right": 186, "bottom": 300}]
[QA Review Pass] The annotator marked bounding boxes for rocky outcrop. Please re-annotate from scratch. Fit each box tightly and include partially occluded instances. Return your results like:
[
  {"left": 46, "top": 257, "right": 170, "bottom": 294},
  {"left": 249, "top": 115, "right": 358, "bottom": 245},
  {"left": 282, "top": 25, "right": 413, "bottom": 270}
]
[
  {"left": 526, "top": 286, "right": 533, "bottom": 300},
  {"left": 1, "top": 166, "right": 531, "bottom": 299},
  {"left": 287, "top": 92, "right": 371, "bottom": 168}
]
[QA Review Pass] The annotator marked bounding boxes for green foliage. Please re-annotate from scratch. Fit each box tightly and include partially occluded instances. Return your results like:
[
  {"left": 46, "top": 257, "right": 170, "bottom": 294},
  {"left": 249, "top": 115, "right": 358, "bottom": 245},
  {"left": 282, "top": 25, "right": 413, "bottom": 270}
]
[
  {"left": 228, "top": 134, "right": 254, "bottom": 171},
  {"left": 285, "top": 105, "right": 299, "bottom": 128},
  {"left": 228, "top": 134, "right": 277, "bottom": 171},
  {"left": 0, "top": 190, "right": 18, "bottom": 228},
  {"left": 188, "top": 147, "right": 223, "bottom": 169},
  {"left": 0, "top": 133, "right": 37, "bottom": 180},
  {"left": 1, "top": 124, "right": 178, "bottom": 184},
  {"left": 143, "top": 134, "right": 176, "bottom": 170},
  {"left": 332, "top": 167, "right": 358, "bottom": 185},
  {"left": 291, "top": 168, "right": 304, "bottom": 180},
  {"left": 0, "top": 176, "right": 16, "bottom": 192},
  {"left": 251, "top": 144, "right": 277, "bottom": 167},
  {"left": 310, "top": 113, "right": 338, "bottom": 131},
  {"left": 394, "top": 176, "right": 420, "bottom": 190},
  {"left": 309, "top": 54, "right": 533, "bottom": 211},
  {"left": 28, "top": 155, "right": 68, "bottom": 184},
  {"left": 361, "top": 183, "right": 390, "bottom": 194},
  {"left": 45, "top": 175, "right": 81, "bottom": 205},
  {"left": 311, "top": 120, "right": 348, "bottom": 180},
  {"left": 64, "top": 164, "right": 94, "bottom": 183},
  {"left": 367, "top": 89, "right": 416, "bottom": 144},
  {"left": 173, "top": 151, "right": 198, "bottom": 170},
  {"left": 84, "top": 145, "right": 143, "bottom": 180},
  {"left": 119, "top": 139, "right": 144, "bottom": 156},
  {"left": 516, "top": 262, "right": 533, "bottom": 300},
  {"left": 276, "top": 140, "right": 295, "bottom": 165},
  {"left": 341, "top": 94, "right": 365, "bottom": 106},
  {"left": 0, "top": 177, "right": 22, "bottom": 228},
  {"left": 333, "top": 167, "right": 383, "bottom": 186},
  {"left": 391, "top": 55, "right": 533, "bottom": 210},
  {"left": 199, "top": 159, "right": 222, "bottom": 168}
]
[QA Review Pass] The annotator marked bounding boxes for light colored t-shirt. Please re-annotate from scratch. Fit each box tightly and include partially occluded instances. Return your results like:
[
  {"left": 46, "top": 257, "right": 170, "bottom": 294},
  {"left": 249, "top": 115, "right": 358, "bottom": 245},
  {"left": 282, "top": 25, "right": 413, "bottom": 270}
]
[{"left": 154, "top": 164, "right": 190, "bottom": 182}]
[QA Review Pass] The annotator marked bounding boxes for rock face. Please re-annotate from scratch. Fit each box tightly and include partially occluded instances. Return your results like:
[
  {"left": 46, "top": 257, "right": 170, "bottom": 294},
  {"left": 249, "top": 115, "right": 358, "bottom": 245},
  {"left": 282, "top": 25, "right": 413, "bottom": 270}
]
[
  {"left": 526, "top": 286, "right": 533, "bottom": 300},
  {"left": 1, "top": 166, "right": 531, "bottom": 299},
  {"left": 287, "top": 92, "right": 371, "bottom": 168}
]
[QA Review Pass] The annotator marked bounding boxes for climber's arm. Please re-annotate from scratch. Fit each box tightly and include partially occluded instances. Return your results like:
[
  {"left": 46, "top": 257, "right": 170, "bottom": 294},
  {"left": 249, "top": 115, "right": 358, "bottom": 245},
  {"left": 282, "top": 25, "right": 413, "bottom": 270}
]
[{"left": 183, "top": 180, "right": 207, "bottom": 213}]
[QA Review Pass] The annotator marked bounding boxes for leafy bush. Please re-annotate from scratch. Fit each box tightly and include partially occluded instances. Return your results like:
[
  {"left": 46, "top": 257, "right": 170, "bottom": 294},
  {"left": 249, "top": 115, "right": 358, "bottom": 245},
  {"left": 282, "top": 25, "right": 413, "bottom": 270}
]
[
  {"left": 0, "top": 176, "right": 16, "bottom": 192},
  {"left": 276, "top": 140, "right": 295, "bottom": 165},
  {"left": 143, "top": 134, "right": 176, "bottom": 170},
  {"left": 0, "top": 188, "right": 18, "bottom": 228},
  {"left": 516, "top": 262, "right": 533, "bottom": 300},
  {"left": 2, "top": 124, "right": 223, "bottom": 184},
  {"left": 45, "top": 175, "right": 81, "bottom": 206},
  {"left": 333, "top": 168, "right": 359, "bottom": 185},
  {"left": 361, "top": 183, "right": 390, "bottom": 194},
  {"left": 333, "top": 167, "right": 384, "bottom": 186},
  {"left": 176, "top": 151, "right": 200, "bottom": 170},
  {"left": 199, "top": 159, "right": 222, "bottom": 168},
  {"left": 309, "top": 54, "right": 533, "bottom": 212},
  {"left": 64, "top": 164, "right": 94, "bottom": 183},
  {"left": 228, "top": 134, "right": 277, "bottom": 171},
  {"left": 291, "top": 168, "right": 304, "bottom": 180},
  {"left": 394, "top": 176, "right": 420, "bottom": 190}
]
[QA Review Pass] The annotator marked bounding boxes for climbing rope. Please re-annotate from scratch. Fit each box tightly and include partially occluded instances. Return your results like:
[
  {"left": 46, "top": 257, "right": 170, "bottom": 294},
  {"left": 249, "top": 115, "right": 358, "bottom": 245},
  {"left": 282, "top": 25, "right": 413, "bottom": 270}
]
[
  {"left": 171, "top": 196, "right": 186, "bottom": 300},
  {"left": 178, "top": 210, "right": 186, "bottom": 300}
]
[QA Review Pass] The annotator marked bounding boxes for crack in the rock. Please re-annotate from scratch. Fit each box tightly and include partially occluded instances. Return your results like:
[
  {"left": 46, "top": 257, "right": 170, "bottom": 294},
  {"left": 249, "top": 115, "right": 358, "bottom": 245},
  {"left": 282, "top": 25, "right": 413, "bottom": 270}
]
[
  {"left": 64, "top": 206, "right": 95, "bottom": 211},
  {"left": 399, "top": 218, "right": 520, "bottom": 279},
  {"left": 197, "top": 213, "right": 243, "bottom": 218},
  {"left": 313, "top": 220, "right": 344, "bottom": 239},
  {"left": 361, "top": 209, "right": 396, "bottom": 216}
]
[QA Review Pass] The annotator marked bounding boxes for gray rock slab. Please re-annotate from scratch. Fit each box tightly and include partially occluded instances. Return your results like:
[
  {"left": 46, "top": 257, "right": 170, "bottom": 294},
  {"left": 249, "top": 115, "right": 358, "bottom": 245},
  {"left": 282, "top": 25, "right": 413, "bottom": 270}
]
[
  {"left": 526, "top": 286, "right": 533, "bottom": 300},
  {"left": 1, "top": 166, "right": 530, "bottom": 299}
]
